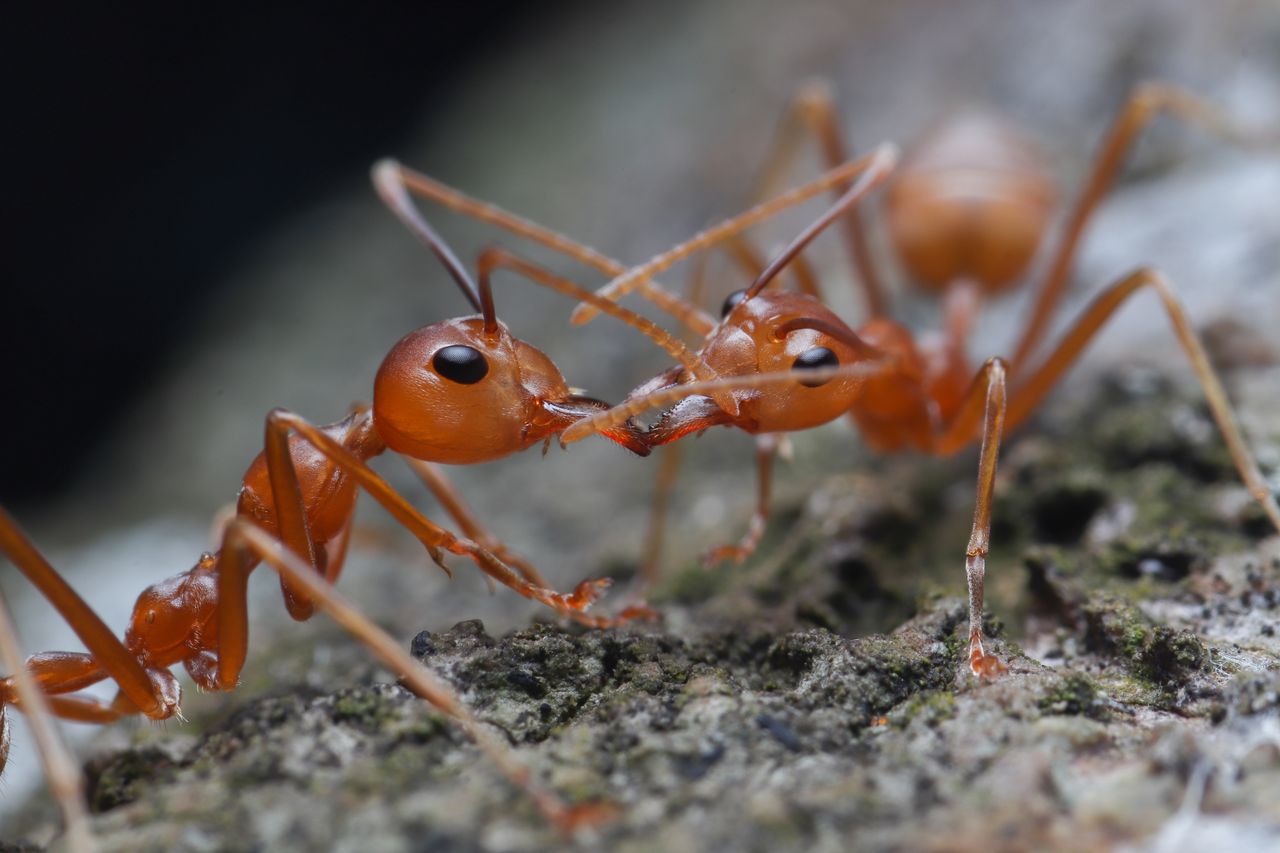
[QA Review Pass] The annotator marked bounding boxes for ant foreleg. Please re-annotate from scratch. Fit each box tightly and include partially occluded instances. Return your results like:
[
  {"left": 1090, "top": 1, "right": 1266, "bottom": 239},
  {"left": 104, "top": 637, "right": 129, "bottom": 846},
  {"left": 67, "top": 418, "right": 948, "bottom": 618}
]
[
  {"left": 571, "top": 145, "right": 897, "bottom": 324},
  {"left": 402, "top": 458, "right": 547, "bottom": 589},
  {"left": 753, "top": 80, "right": 887, "bottom": 316},
  {"left": 260, "top": 411, "right": 624, "bottom": 628},
  {"left": 0, "top": 588, "right": 97, "bottom": 853},
  {"left": 1011, "top": 82, "right": 1280, "bottom": 370},
  {"left": 702, "top": 434, "right": 779, "bottom": 567},
  {"left": 936, "top": 358, "right": 1010, "bottom": 678},
  {"left": 1006, "top": 268, "right": 1280, "bottom": 532},
  {"left": 221, "top": 521, "right": 617, "bottom": 834}
]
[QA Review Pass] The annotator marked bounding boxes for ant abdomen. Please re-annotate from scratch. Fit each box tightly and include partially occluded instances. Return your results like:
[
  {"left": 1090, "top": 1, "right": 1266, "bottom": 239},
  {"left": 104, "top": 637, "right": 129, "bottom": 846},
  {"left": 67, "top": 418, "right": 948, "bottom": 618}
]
[{"left": 885, "top": 112, "right": 1057, "bottom": 293}]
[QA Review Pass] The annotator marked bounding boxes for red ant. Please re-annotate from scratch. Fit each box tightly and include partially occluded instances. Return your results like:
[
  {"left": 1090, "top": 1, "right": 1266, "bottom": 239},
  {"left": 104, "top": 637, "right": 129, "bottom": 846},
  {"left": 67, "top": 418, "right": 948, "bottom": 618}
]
[
  {"left": 0, "top": 160, "right": 726, "bottom": 844},
  {"left": 554, "top": 81, "right": 1280, "bottom": 679}
]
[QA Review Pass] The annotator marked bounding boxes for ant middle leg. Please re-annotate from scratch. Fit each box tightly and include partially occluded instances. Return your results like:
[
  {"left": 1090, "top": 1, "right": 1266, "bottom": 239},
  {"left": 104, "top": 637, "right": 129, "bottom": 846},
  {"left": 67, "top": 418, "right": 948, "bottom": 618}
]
[
  {"left": 753, "top": 79, "right": 887, "bottom": 317},
  {"left": 1006, "top": 267, "right": 1280, "bottom": 532},
  {"left": 1011, "top": 82, "right": 1280, "bottom": 370},
  {"left": 701, "top": 434, "right": 780, "bottom": 567}
]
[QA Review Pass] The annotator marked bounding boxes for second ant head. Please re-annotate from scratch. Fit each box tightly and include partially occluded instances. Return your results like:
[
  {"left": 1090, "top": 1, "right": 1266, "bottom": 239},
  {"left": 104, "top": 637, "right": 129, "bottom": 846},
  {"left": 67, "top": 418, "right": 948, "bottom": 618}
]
[{"left": 704, "top": 287, "right": 880, "bottom": 432}]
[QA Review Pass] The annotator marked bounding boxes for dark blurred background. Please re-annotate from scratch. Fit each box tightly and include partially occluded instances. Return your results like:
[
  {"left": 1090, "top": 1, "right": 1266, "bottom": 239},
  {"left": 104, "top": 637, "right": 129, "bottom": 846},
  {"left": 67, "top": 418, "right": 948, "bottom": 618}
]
[{"left": 1, "top": 3, "right": 557, "bottom": 506}]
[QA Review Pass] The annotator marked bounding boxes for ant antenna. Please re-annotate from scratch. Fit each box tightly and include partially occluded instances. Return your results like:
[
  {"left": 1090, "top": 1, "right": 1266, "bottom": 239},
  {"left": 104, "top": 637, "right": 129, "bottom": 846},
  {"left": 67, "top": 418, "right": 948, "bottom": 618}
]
[
  {"left": 373, "top": 159, "right": 497, "bottom": 333},
  {"left": 744, "top": 144, "right": 897, "bottom": 300}
]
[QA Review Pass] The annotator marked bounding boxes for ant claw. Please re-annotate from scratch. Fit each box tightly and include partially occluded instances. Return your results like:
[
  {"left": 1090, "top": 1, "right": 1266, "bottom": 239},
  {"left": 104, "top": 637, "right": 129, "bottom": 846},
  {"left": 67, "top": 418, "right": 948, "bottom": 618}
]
[
  {"left": 565, "top": 578, "right": 612, "bottom": 611},
  {"left": 700, "top": 544, "right": 747, "bottom": 568},
  {"left": 969, "top": 649, "right": 1009, "bottom": 680},
  {"left": 548, "top": 800, "right": 621, "bottom": 834},
  {"left": 616, "top": 602, "right": 662, "bottom": 623},
  {"left": 425, "top": 545, "right": 453, "bottom": 578}
]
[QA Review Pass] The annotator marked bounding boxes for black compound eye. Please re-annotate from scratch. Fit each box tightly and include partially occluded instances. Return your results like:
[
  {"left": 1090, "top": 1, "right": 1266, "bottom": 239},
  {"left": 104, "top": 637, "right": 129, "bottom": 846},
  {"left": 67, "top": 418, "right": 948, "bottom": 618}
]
[
  {"left": 432, "top": 345, "right": 489, "bottom": 384},
  {"left": 792, "top": 346, "right": 838, "bottom": 387},
  {"left": 720, "top": 288, "right": 748, "bottom": 318}
]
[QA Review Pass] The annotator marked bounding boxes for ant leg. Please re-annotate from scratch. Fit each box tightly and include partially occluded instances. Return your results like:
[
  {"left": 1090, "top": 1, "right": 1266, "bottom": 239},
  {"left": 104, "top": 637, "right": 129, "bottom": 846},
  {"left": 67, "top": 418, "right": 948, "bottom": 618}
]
[
  {"left": 639, "top": 253, "right": 716, "bottom": 591},
  {"left": 260, "top": 411, "right": 626, "bottom": 626},
  {"left": 570, "top": 144, "right": 898, "bottom": 325},
  {"left": 561, "top": 359, "right": 889, "bottom": 446},
  {"left": 0, "top": 590, "right": 97, "bottom": 853},
  {"left": 1011, "top": 82, "right": 1279, "bottom": 370},
  {"left": 934, "top": 358, "right": 1010, "bottom": 678},
  {"left": 640, "top": 445, "right": 684, "bottom": 590},
  {"left": 1006, "top": 268, "right": 1280, "bottom": 532},
  {"left": 754, "top": 80, "right": 887, "bottom": 316},
  {"left": 402, "top": 458, "right": 549, "bottom": 588},
  {"left": 0, "top": 508, "right": 175, "bottom": 719},
  {"left": 379, "top": 160, "right": 715, "bottom": 336},
  {"left": 221, "top": 520, "right": 616, "bottom": 833},
  {"left": 702, "top": 434, "right": 779, "bottom": 567}
]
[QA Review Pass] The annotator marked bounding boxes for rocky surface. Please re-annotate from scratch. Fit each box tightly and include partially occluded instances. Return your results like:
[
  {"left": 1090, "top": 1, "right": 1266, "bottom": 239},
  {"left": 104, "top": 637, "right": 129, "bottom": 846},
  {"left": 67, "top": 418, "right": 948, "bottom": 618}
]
[{"left": 8, "top": 367, "right": 1280, "bottom": 852}]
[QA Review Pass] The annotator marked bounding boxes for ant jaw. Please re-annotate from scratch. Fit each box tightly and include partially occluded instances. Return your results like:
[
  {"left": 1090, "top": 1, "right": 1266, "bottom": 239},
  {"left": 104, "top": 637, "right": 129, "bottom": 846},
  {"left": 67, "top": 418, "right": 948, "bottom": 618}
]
[{"left": 541, "top": 396, "right": 651, "bottom": 457}]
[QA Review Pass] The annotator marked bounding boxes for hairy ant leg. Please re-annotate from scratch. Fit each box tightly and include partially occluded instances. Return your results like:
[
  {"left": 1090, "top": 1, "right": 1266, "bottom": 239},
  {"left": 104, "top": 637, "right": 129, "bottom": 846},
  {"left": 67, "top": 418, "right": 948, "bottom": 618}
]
[
  {"left": 1011, "top": 82, "right": 1280, "bottom": 369},
  {"left": 1006, "top": 267, "right": 1280, "bottom": 531},
  {"left": 570, "top": 146, "right": 898, "bottom": 325},
  {"left": 0, "top": 587, "right": 97, "bottom": 853},
  {"left": 221, "top": 521, "right": 616, "bottom": 834},
  {"left": 753, "top": 79, "right": 887, "bottom": 316}
]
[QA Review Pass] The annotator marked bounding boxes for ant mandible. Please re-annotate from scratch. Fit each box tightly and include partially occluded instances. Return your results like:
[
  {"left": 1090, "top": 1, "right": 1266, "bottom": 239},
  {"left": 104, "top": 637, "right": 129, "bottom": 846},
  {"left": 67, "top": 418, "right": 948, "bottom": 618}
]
[
  {"left": 0, "top": 160, "right": 719, "bottom": 843},
  {"left": 556, "top": 81, "right": 1280, "bottom": 679}
]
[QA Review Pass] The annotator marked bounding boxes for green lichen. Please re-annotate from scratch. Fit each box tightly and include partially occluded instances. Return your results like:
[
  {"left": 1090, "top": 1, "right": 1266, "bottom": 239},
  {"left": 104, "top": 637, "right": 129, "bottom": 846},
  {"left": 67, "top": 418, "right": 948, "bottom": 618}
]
[
  {"left": 1081, "top": 594, "right": 1206, "bottom": 688},
  {"left": 1038, "top": 672, "right": 1101, "bottom": 718}
]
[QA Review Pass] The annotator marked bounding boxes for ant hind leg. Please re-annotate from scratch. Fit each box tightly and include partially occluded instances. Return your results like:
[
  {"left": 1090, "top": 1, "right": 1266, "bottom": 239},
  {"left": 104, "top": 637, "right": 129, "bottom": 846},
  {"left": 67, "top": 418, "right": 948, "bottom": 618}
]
[
  {"left": 1007, "top": 267, "right": 1280, "bottom": 532},
  {"left": 0, "top": 588, "right": 98, "bottom": 853}
]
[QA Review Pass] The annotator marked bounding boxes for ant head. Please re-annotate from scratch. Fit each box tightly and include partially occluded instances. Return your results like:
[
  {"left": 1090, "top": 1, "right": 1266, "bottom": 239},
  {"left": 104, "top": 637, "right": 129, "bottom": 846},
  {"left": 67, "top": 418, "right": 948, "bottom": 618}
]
[
  {"left": 706, "top": 289, "right": 877, "bottom": 432},
  {"left": 373, "top": 317, "right": 572, "bottom": 464}
]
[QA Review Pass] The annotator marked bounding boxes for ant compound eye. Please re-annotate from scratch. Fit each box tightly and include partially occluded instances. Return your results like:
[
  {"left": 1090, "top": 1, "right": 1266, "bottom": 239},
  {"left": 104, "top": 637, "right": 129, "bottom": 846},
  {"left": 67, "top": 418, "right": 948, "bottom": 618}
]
[
  {"left": 721, "top": 288, "right": 748, "bottom": 318},
  {"left": 432, "top": 345, "right": 489, "bottom": 385},
  {"left": 792, "top": 346, "right": 838, "bottom": 387}
]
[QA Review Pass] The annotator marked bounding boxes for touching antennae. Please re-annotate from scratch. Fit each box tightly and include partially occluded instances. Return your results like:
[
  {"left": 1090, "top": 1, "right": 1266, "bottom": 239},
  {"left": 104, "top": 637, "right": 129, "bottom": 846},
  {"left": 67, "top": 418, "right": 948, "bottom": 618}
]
[
  {"left": 475, "top": 248, "right": 715, "bottom": 379},
  {"left": 745, "top": 144, "right": 898, "bottom": 300},
  {"left": 372, "top": 159, "right": 489, "bottom": 320}
]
